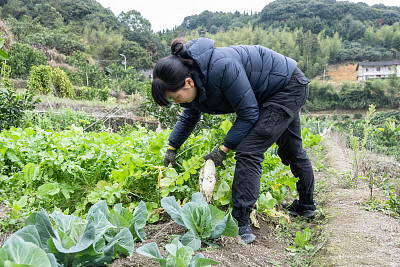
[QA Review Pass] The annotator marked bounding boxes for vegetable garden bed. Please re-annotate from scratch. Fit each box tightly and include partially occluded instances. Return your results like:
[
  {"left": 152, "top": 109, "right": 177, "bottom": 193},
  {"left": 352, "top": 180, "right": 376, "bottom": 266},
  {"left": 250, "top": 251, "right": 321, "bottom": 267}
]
[{"left": 0, "top": 120, "right": 322, "bottom": 266}]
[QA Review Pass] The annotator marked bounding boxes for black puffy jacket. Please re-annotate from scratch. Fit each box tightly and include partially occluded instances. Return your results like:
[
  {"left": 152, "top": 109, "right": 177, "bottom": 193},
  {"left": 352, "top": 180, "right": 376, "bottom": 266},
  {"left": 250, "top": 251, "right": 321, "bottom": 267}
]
[{"left": 168, "top": 38, "right": 297, "bottom": 150}]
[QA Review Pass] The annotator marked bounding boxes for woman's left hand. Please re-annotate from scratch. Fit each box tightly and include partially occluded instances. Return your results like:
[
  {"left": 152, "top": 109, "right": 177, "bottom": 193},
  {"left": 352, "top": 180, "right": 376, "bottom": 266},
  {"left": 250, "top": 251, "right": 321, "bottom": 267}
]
[{"left": 203, "top": 146, "right": 228, "bottom": 166}]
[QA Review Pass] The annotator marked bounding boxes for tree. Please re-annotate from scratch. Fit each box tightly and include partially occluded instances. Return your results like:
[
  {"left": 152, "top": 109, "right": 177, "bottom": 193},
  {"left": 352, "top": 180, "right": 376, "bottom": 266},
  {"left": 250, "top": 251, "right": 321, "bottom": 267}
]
[
  {"left": 392, "top": 31, "right": 400, "bottom": 52},
  {"left": 32, "top": 3, "right": 63, "bottom": 28},
  {"left": 362, "top": 26, "right": 376, "bottom": 45},
  {"left": 1, "top": 0, "right": 29, "bottom": 19},
  {"left": 347, "top": 19, "right": 366, "bottom": 41},
  {"left": 378, "top": 25, "right": 395, "bottom": 48},
  {"left": 118, "top": 40, "right": 152, "bottom": 70},
  {"left": 210, "top": 25, "right": 218, "bottom": 34},
  {"left": 2, "top": 16, "right": 43, "bottom": 42},
  {"left": 118, "top": 10, "right": 152, "bottom": 48},
  {"left": 329, "top": 32, "right": 342, "bottom": 62},
  {"left": 50, "top": 0, "right": 91, "bottom": 23},
  {"left": 296, "top": 30, "right": 304, "bottom": 55},
  {"left": 0, "top": 33, "right": 8, "bottom": 60},
  {"left": 65, "top": 51, "right": 108, "bottom": 88},
  {"left": 82, "top": 23, "right": 123, "bottom": 59},
  {"left": 26, "top": 29, "right": 87, "bottom": 55},
  {"left": 0, "top": 62, "right": 39, "bottom": 131}
]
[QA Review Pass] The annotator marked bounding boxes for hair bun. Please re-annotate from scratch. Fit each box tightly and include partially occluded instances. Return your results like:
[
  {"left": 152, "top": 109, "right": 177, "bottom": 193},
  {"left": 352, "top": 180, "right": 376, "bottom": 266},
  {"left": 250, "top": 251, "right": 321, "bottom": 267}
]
[
  {"left": 171, "top": 38, "right": 187, "bottom": 55},
  {"left": 171, "top": 43, "right": 183, "bottom": 55}
]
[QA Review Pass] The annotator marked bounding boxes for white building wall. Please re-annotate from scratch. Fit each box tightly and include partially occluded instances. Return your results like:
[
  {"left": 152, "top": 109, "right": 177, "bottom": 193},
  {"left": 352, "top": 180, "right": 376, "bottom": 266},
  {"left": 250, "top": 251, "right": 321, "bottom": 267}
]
[{"left": 358, "top": 64, "right": 400, "bottom": 81}]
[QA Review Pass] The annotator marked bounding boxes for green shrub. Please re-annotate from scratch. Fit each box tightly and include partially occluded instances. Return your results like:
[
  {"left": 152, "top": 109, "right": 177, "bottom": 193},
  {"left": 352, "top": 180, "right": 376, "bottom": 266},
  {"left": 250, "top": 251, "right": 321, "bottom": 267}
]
[
  {"left": 0, "top": 63, "right": 39, "bottom": 131},
  {"left": 52, "top": 67, "right": 73, "bottom": 98},
  {"left": 26, "top": 30, "right": 86, "bottom": 55},
  {"left": 306, "top": 80, "right": 339, "bottom": 110},
  {"left": 75, "top": 86, "right": 96, "bottom": 100},
  {"left": 27, "top": 65, "right": 53, "bottom": 93},
  {"left": 75, "top": 86, "right": 108, "bottom": 101},
  {"left": 342, "top": 114, "right": 350, "bottom": 120},
  {"left": 106, "top": 64, "right": 151, "bottom": 96},
  {"left": 97, "top": 87, "right": 109, "bottom": 101},
  {"left": 6, "top": 42, "right": 47, "bottom": 78},
  {"left": 306, "top": 78, "right": 400, "bottom": 111},
  {"left": 354, "top": 113, "right": 363, "bottom": 119}
]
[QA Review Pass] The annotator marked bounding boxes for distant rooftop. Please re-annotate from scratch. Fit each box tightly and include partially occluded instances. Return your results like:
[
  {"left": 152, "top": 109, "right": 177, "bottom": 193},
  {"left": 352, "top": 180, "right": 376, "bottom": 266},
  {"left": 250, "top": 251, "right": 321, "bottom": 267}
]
[{"left": 356, "top": 60, "right": 400, "bottom": 70}]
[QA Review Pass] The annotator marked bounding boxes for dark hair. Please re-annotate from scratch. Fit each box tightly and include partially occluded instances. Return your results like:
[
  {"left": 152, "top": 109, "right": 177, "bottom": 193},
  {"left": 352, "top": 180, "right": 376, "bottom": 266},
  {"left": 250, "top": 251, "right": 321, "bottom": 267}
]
[{"left": 151, "top": 38, "right": 195, "bottom": 106}]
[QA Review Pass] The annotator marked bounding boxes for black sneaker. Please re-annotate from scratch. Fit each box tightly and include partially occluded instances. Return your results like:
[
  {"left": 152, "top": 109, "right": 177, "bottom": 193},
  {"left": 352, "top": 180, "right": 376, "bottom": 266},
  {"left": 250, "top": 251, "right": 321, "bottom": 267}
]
[
  {"left": 238, "top": 225, "right": 256, "bottom": 244},
  {"left": 283, "top": 199, "right": 317, "bottom": 218}
]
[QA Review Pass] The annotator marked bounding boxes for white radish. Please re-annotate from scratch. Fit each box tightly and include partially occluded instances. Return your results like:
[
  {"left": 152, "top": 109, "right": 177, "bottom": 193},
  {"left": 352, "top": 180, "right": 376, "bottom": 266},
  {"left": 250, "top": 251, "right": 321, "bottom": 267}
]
[{"left": 199, "top": 159, "right": 217, "bottom": 202}]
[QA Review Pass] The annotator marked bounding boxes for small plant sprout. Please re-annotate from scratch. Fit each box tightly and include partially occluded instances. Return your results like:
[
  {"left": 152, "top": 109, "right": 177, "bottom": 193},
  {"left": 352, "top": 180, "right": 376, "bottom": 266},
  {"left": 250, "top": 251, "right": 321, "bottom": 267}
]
[{"left": 287, "top": 228, "right": 314, "bottom": 252}]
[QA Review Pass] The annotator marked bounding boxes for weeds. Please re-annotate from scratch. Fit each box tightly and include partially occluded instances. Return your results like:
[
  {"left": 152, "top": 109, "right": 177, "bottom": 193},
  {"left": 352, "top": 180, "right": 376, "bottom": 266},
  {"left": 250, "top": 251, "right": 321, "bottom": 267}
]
[
  {"left": 280, "top": 221, "right": 317, "bottom": 266},
  {"left": 336, "top": 170, "right": 357, "bottom": 189},
  {"left": 348, "top": 104, "right": 375, "bottom": 179},
  {"left": 22, "top": 106, "right": 100, "bottom": 132},
  {"left": 364, "top": 185, "right": 400, "bottom": 218}
]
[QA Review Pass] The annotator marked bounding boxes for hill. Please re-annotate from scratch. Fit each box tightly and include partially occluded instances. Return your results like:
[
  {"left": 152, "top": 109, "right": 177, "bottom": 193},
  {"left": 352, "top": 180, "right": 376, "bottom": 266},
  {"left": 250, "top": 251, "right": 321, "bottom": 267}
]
[
  {"left": 256, "top": 0, "right": 400, "bottom": 39},
  {"left": 174, "top": 0, "right": 400, "bottom": 68},
  {"left": 2, "top": 0, "right": 400, "bottom": 75},
  {"left": 0, "top": 0, "right": 166, "bottom": 68}
]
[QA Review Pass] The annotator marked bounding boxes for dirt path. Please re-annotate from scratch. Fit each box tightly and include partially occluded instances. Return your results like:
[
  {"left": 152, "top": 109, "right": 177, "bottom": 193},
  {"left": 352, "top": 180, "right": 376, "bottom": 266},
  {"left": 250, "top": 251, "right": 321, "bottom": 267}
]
[{"left": 313, "top": 133, "right": 400, "bottom": 266}]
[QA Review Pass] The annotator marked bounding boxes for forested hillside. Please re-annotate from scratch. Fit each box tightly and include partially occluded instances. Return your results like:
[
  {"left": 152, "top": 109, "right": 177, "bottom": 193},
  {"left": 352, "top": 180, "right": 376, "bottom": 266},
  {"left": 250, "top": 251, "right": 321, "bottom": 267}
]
[
  {"left": 0, "top": 0, "right": 167, "bottom": 71},
  {"left": 0, "top": 0, "right": 400, "bottom": 111},
  {"left": 174, "top": 0, "right": 400, "bottom": 65},
  {"left": 1, "top": 0, "right": 400, "bottom": 77}
]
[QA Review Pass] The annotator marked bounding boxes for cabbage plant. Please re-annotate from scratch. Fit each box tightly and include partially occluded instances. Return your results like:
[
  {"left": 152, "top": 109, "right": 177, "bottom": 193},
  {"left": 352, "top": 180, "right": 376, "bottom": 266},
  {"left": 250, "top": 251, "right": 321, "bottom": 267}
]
[
  {"left": 161, "top": 192, "right": 238, "bottom": 241},
  {"left": 136, "top": 237, "right": 218, "bottom": 267},
  {"left": 0, "top": 200, "right": 147, "bottom": 267}
]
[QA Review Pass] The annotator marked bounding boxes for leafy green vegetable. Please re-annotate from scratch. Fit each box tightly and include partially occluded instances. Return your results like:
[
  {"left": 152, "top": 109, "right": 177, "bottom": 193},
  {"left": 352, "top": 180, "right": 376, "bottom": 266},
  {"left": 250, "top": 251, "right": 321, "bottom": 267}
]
[
  {"left": 0, "top": 120, "right": 320, "bottom": 229},
  {"left": 161, "top": 192, "right": 238, "bottom": 241},
  {"left": 287, "top": 228, "right": 314, "bottom": 252},
  {"left": 0, "top": 200, "right": 143, "bottom": 266},
  {"left": 0, "top": 231, "right": 56, "bottom": 267},
  {"left": 257, "top": 192, "right": 278, "bottom": 211},
  {"left": 108, "top": 200, "right": 148, "bottom": 241},
  {"left": 137, "top": 237, "right": 218, "bottom": 267}
]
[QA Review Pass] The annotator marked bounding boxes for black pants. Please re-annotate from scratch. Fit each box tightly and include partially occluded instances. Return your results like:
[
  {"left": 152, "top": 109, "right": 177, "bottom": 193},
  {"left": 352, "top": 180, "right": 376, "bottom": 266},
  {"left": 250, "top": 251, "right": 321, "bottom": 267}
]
[{"left": 232, "top": 68, "right": 315, "bottom": 226}]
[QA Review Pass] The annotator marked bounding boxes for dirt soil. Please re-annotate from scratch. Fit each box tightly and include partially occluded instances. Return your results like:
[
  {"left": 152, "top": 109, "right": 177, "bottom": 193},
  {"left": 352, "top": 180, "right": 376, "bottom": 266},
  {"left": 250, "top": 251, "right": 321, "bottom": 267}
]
[
  {"left": 109, "top": 131, "right": 400, "bottom": 266},
  {"left": 110, "top": 214, "right": 289, "bottom": 267},
  {"left": 326, "top": 64, "right": 358, "bottom": 82}
]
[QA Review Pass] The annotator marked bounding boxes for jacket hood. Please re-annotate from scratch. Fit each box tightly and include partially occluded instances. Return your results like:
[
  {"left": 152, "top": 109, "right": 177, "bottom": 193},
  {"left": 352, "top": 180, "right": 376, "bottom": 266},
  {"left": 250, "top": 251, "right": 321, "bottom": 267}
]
[
  {"left": 182, "top": 38, "right": 215, "bottom": 80},
  {"left": 181, "top": 38, "right": 215, "bottom": 103}
]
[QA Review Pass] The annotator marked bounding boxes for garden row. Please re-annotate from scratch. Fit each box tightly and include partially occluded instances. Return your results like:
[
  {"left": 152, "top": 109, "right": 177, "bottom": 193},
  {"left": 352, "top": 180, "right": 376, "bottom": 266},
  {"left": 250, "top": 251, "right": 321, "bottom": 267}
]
[
  {"left": 0, "top": 191, "right": 239, "bottom": 266},
  {"left": 0, "top": 119, "right": 321, "bottom": 266},
  {"left": 0, "top": 119, "right": 321, "bottom": 226}
]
